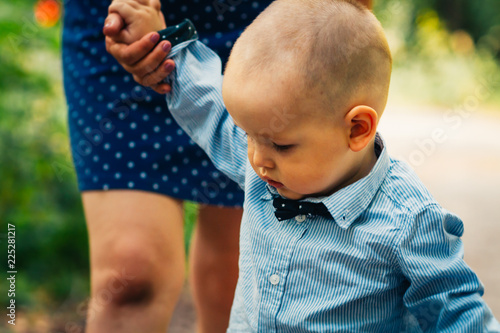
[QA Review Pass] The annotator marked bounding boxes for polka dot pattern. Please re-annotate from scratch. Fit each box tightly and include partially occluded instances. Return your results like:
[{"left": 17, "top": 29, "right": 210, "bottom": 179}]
[{"left": 62, "top": 0, "right": 270, "bottom": 206}]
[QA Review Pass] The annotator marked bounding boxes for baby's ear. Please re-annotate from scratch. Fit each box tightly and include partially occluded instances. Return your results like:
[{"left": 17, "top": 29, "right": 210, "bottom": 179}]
[{"left": 344, "top": 105, "right": 378, "bottom": 152}]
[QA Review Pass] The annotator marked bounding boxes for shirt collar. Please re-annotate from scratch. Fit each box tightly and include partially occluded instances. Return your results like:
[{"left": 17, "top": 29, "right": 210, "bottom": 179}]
[
  {"left": 323, "top": 133, "right": 389, "bottom": 229},
  {"left": 261, "top": 133, "right": 390, "bottom": 229}
]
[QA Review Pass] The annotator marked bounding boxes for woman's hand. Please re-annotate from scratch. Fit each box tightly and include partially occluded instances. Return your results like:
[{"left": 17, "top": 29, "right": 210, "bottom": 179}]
[
  {"left": 103, "top": 0, "right": 175, "bottom": 94},
  {"left": 105, "top": 31, "right": 176, "bottom": 94}
]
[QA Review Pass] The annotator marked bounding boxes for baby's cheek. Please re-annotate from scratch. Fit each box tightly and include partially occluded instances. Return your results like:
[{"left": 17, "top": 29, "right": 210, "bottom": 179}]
[
  {"left": 247, "top": 147, "right": 255, "bottom": 169},
  {"left": 299, "top": 167, "right": 333, "bottom": 193},
  {"left": 284, "top": 165, "right": 315, "bottom": 190}
]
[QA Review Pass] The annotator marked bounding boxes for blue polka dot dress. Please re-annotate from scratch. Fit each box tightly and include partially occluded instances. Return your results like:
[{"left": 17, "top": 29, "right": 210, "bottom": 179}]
[{"left": 62, "top": 0, "right": 272, "bottom": 206}]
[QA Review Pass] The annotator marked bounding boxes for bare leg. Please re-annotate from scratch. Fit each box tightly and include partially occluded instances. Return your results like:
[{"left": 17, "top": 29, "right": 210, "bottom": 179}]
[
  {"left": 189, "top": 205, "right": 242, "bottom": 333},
  {"left": 82, "top": 190, "right": 185, "bottom": 333}
]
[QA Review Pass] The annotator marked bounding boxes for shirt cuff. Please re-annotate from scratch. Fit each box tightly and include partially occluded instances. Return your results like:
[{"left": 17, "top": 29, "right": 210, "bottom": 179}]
[{"left": 157, "top": 18, "right": 198, "bottom": 50}]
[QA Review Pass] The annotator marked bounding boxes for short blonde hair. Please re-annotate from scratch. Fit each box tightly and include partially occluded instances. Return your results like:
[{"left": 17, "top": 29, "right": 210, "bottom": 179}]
[{"left": 226, "top": 0, "right": 392, "bottom": 116}]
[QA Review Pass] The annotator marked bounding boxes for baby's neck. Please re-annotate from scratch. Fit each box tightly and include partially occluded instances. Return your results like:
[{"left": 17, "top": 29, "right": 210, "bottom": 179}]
[
  {"left": 334, "top": 142, "right": 379, "bottom": 195},
  {"left": 355, "top": 141, "right": 378, "bottom": 178},
  {"left": 306, "top": 142, "right": 379, "bottom": 199}
]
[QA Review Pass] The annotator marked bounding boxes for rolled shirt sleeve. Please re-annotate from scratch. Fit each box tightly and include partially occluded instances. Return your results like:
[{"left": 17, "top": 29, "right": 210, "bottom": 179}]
[
  {"left": 396, "top": 204, "right": 500, "bottom": 332},
  {"left": 165, "top": 37, "right": 248, "bottom": 189}
]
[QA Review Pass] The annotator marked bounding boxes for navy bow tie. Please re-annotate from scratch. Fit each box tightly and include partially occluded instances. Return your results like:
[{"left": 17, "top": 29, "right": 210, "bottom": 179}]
[{"left": 273, "top": 197, "right": 332, "bottom": 221}]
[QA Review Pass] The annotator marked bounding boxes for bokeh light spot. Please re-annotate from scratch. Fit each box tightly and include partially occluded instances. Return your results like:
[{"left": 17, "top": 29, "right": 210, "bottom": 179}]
[{"left": 34, "top": 0, "right": 61, "bottom": 27}]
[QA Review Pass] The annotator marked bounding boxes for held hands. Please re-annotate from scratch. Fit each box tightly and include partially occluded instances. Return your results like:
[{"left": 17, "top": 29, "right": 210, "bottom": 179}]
[
  {"left": 104, "top": 0, "right": 175, "bottom": 94},
  {"left": 105, "top": 0, "right": 166, "bottom": 44}
]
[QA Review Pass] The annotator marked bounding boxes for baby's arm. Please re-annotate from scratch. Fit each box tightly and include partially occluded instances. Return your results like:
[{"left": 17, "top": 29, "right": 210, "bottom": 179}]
[
  {"left": 165, "top": 26, "right": 248, "bottom": 188},
  {"left": 397, "top": 206, "right": 500, "bottom": 332}
]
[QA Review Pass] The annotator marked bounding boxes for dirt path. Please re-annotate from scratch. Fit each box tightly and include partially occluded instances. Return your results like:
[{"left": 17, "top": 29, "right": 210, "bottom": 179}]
[{"left": 168, "top": 287, "right": 197, "bottom": 332}]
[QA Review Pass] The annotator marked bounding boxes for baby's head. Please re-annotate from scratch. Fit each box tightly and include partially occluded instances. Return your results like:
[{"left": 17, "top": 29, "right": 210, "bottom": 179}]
[{"left": 222, "top": 0, "right": 392, "bottom": 200}]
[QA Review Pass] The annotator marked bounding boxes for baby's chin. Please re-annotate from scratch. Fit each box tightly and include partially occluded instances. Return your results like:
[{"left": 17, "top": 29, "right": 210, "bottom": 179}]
[
  {"left": 276, "top": 188, "right": 306, "bottom": 201},
  {"left": 277, "top": 186, "right": 334, "bottom": 201}
]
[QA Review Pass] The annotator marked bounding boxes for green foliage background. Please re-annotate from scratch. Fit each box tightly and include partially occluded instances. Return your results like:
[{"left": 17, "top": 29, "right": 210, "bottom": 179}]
[
  {"left": 1, "top": 0, "right": 87, "bottom": 305},
  {"left": 1, "top": 0, "right": 499, "bottom": 330}
]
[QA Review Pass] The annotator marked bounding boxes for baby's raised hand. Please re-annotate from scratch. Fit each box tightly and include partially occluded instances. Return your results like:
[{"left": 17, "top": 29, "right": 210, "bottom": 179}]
[{"left": 104, "top": 0, "right": 166, "bottom": 45}]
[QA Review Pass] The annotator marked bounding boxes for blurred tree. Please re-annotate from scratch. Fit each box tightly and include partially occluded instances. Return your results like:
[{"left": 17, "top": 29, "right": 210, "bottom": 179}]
[
  {"left": 0, "top": 0, "right": 89, "bottom": 312},
  {"left": 432, "top": 0, "right": 500, "bottom": 42},
  {"left": 375, "top": 0, "right": 500, "bottom": 56}
]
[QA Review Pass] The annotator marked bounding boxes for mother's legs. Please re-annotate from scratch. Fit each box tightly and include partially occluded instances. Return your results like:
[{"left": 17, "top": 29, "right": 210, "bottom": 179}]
[
  {"left": 82, "top": 190, "right": 241, "bottom": 332},
  {"left": 190, "top": 205, "right": 242, "bottom": 333},
  {"left": 82, "top": 190, "right": 185, "bottom": 333}
]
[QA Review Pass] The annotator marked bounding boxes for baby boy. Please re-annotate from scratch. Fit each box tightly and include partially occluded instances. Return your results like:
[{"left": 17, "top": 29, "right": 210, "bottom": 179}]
[{"left": 107, "top": 0, "right": 500, "bottom": 331}]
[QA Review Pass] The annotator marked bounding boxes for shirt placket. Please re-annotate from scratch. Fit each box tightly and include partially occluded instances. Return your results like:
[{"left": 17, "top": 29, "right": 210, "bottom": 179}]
[{"left": 257, "top": 216, "right": 311, "bottom": 332}]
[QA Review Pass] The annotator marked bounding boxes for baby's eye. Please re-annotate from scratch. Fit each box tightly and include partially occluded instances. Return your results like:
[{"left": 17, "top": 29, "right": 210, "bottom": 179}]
[{"left": 273, "top": 143, "right": 294, "bottom": 152}]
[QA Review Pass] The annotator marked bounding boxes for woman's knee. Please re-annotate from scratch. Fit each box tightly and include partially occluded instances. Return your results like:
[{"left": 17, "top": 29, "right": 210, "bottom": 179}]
[
  {"left": 91, "top": 241, "right": 186, "bottom": 308},
  {"left": 82, "top": 190, "right": 186, "bottom": 307}
]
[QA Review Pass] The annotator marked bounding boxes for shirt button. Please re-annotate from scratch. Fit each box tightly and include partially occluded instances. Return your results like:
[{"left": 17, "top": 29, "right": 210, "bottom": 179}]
[
  {"left": 269, "top": 274, "right": 280, "bottom": 285},
  {"left": 295, "top": 215, "right": 306, "bottom": 222}
]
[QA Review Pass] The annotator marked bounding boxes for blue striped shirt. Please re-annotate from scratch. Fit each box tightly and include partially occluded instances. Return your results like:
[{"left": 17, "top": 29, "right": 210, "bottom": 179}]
[{"left": 165, "top": 34, "right": 500, "bottom": 332}]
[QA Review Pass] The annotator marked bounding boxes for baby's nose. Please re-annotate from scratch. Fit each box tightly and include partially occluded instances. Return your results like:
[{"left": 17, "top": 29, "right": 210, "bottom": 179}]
[{"left": 252, "top": 146, "right": 274, "bottom": 169}]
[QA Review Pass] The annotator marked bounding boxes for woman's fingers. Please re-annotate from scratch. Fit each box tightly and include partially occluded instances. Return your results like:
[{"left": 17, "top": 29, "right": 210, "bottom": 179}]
[
  {"left": 133, "top": 59, "right": 176, "bottom": 94},
  {"left": 125, "top": 41, "right": 172, "bottom": 78},
  {"left": 153, "top": 82, "right": 172, "bottom": 94},
  {"left": 106, "top": 31, "right": 161, "bottom": 66}
]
